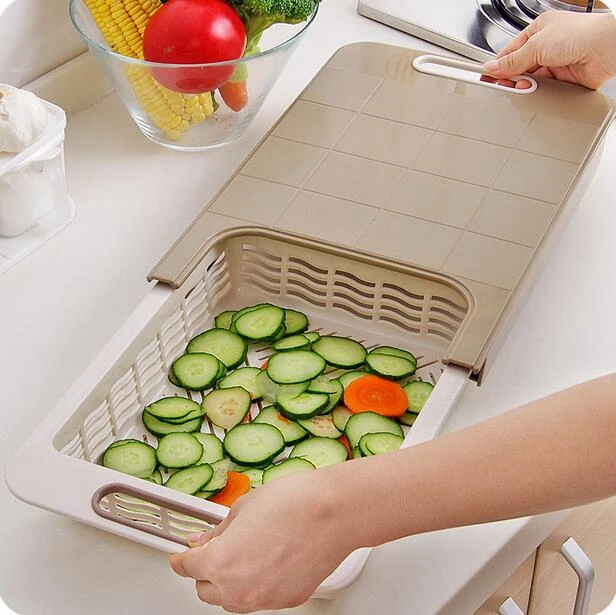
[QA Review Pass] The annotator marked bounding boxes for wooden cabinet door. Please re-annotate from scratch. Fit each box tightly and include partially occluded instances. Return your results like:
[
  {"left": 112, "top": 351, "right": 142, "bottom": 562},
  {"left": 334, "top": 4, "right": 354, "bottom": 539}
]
[
  {"left": 529, "top": 495, "right": 616, "bottom": 615},
  {"left": 475, "top": 552, "right": 537, "bottom": 614}
]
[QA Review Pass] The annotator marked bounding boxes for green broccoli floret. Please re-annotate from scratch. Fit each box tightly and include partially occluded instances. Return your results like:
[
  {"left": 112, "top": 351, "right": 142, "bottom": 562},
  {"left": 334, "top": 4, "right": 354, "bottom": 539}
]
[{"left": 229, "top": 0, "right": 319, "bottom": 50}]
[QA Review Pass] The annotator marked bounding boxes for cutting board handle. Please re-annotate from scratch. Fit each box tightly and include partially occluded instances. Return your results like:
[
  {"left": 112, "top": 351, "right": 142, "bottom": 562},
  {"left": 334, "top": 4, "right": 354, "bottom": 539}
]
[{"left": 412, "top": 54, "right": 538, "bottom": 94}]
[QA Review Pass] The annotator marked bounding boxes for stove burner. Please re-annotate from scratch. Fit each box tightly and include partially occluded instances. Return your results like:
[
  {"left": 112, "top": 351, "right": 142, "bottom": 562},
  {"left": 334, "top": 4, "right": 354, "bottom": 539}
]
[
  {"left": 491, "top": 0, "right": 532, "bottom": 28},
  {"left": 515, "top": 0, "right": 540, "bottom": 19},
  {"left": 538, "top": 0, "right": 609, "bottom": 9},
  {"left": 481, "top": 0, "right": 611, "bottom": 49}
]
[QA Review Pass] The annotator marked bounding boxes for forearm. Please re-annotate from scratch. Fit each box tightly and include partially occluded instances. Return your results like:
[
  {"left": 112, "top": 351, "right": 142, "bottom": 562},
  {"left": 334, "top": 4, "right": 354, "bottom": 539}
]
[{"left": 324, "top": 374, "right": 616, "bottom": 550}]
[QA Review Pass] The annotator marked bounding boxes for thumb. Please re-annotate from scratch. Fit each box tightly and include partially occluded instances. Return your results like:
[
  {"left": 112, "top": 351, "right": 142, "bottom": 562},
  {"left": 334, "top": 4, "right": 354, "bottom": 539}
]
[
  {"left": 186, "top": 511, "right": 235, "bottom": 547},
  {"left": 483, "top": 42, "right": 539, "bottom": 78}
]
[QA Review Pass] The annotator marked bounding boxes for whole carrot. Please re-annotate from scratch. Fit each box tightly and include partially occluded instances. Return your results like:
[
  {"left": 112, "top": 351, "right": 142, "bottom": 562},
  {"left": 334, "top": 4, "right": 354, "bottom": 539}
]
[{"left": 219, "top": 80, "right": 248, "bottom": 111}]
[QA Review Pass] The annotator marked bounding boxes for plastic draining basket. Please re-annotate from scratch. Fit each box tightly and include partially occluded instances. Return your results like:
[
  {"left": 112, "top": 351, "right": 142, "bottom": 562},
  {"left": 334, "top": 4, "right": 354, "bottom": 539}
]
[{"left": 6, "top": 227, "right": 473, "bottom": 597}]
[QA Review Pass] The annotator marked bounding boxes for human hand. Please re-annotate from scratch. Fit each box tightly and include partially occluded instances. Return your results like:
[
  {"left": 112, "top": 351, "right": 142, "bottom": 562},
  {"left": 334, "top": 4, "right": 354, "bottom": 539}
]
[
  {"left": 169, "top": 469, "right": 352, "bottom": 613},
  {"left": 482, "top": 11, "right": 616, "bottom": 89}
]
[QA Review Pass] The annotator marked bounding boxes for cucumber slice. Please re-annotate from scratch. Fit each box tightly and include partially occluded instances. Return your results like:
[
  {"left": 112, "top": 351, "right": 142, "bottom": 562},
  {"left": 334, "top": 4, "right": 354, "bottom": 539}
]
[
  {"left": 223, "top": 423, "right": 285, "bottom": 467},
  {"left": 359, "top": 432, "right": 404, "bottom": 456},
  {"left": 307, "top": 376, "right": 343, "bottom": 414},
  {"left": 253, "top": 405, "right": 308, "bottom": 445},
  {"left": 263, "top": 457, "right": 315, "bottom": 484},
  {"left": 255, "top": 370, "right": 309, "bottom": 404},
  {"left": 240, "top": 467, "right": 264, "bottom": 488},
  {"left": 215, "top": 360, "right": 227, "bottom": 381},
  {"left": 276, "top": 391, "right": 330, "bottom": 420},
  {"left": 370, "top": 345, "right": 417, "bottom": 365},
  {"left": 303, "top": 332, "right": 321, "bottom": 344},
  {"left": 290, "top": 437, "right": 348, "bottom": 467},
  {"left": 102, "top": 440, "right": 157, "bottom": 478},
  {"left": 165, "top": 464, "right": 214, "bottom": 495},
  {"left": 266, "top": 350, "right": 326, "bottom": 384},
  {"left": 205, "top": 458, "right": 231, "bottom": 492},
  {"left": 214, "top": 310, "right": 236, "bottom": 330},
  {"left": 105, "top": 438, "right": 141, "bottom": 450},
  {"left": 160, "top": 405, "right": 206, "bottom": 425},
  {"left": 145, "top": 468, "right": 163, "bottom": 484},
  {"left": 229, "top": 303, "right": 272, "bottom": 332},
  {"left": 365, "top": 352, "right": 416, "bottom": 380},
  {"left": 404, "top": 380, "right": 434, "bottom": 413},
  {"left": 194, "top": 490, "right": 219, "bottom": 499},
  {"left": 193, "top": 433, "right": 225, "bottom": 464},
  {"left": 338, "top": 371, "right": 367, "bottom": 389},
  {"left": 398, "top": 411, "right": 419, "bottom": 426},
  {"left": 283, "top": 309, "right": 309, "bottom": 335},
  {"left": 145, "top": 397, "right": 202, "bottom": 421},
  {"left": 332, "top": 405, "right": 353, "bottom": 431},
  {"left": 142, "top": 410, "right": 203, "bottom": 436},
  {"left": 218, "top": 366, "right": 262, "bottom": 400},
  {"left": 156, "top": 433, "right": 203, "bottom": 469},
  {"left": 234, "top": 304, "right": 285, "bottom": 341},
  {"left": 272, "top": 334, "right": 311, "bottom": 352},
  {"left": 312, "top": 336, "right": 367, "bottom": 369},
  {"left": 186, "top": 328, "right": 247, "bottom": 369},
  {"left": 307, "top": 376, "right": 340, "bottom": 395},
  {"left": 270, "top": 325, "right": 288, "bottom": 341},
  {"left": 170, "top": 353, "right": 222, "bottom": 391},
  {"left": 344, "top": 411, "right": 404, "bottom": 450},
  {"left": 168, "top": 368, "right": 181, "bottom": 387},
  {"left": 202, "top": 386, "right": 251, "bottom": 430},
  {"left": 298, "top": 413, "right": 343, "bottom": 438}
]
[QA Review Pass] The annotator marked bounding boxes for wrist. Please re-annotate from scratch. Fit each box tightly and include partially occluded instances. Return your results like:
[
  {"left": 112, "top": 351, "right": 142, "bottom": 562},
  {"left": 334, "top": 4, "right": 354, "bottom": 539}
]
[{"left": 317, "top": 452, "right": 420, "bottom": 551}]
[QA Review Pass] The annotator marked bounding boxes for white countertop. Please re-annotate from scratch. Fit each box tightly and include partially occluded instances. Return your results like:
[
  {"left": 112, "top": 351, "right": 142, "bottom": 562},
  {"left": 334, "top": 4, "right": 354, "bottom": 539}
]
[{"left": 2, "top": 1, "right": 616, "bottom": 613}]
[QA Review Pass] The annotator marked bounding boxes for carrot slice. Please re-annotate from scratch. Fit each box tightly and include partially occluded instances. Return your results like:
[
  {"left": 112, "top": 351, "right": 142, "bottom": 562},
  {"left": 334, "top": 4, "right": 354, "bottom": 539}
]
[
  {"left": 343, "top": 374, "right": 408, "bottom": 417},
  {"left": 209, "top": 471, "right": 251, "bottom": 507}
]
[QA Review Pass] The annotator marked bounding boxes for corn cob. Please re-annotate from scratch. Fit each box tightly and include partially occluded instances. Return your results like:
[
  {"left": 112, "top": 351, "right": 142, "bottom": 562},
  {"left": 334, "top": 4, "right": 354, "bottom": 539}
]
[{"left": 83, "top": 0, "right": 214, "bottom": 140}]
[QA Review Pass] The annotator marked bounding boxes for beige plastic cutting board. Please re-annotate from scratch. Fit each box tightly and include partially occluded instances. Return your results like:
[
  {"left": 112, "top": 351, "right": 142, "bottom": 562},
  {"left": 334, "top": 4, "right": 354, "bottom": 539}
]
[{"left": 150, "top": 42, "right": 615, "bottom": 377}]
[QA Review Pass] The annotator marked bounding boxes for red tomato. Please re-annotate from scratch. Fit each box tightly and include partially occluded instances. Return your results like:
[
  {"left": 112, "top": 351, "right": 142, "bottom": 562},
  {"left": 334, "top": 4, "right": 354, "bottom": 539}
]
[{"left": 143, "top": 0, "right": 246, "bottom": 94}]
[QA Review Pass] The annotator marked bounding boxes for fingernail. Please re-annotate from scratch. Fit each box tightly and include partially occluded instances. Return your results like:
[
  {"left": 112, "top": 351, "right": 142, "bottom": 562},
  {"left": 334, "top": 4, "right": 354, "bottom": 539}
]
[
  {"left": 483, "top": 59, "right": 499, "bottom": 74},
  {"left": 187, "top": 532, "right": 206, "bottom": 547}
]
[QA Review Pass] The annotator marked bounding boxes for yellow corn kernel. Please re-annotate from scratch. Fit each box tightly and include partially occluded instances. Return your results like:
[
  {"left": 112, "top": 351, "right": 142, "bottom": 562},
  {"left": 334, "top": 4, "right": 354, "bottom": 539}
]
[{"left": 83, "top": 0, "right": 220, "bottom": 140}]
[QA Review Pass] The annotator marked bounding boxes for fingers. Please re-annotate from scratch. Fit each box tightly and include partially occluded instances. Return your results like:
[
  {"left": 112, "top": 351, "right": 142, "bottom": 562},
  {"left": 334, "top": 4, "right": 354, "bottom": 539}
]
[
  {"left": 483, "top": 13, "right": 547, "bottom": 79},
  {"left": 170, "top": 543, "right": 213, "bottom": 580},
  {"left": 170, "top": 512, "right": 236, "bottom": 578},
  {"left": 483, "top": 39, "right": 541, "bottom": 79},
  {"left": 195, "top": 580, "right": 223, "bottom": 606},
  {"left": 187, "top": 530, "right": 214, "bottom": 548},
  {"left": 187, "top": 510, "right": 235, "bottom": 546}
]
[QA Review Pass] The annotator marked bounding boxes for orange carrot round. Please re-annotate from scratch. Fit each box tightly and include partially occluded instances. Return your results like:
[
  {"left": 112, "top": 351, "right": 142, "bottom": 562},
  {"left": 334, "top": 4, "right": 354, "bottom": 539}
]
[
  {"left": 209, "top": 471, "right": 251, "bottom": 507},
  {"left": 343, "top": 374, "right": 408, "bottom": 417}
]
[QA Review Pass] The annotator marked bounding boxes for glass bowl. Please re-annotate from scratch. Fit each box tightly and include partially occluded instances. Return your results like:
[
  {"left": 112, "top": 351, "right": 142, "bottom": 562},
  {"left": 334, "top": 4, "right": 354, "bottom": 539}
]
[{"left": 69, "top": 0, "right": 318, "bottom": 151}]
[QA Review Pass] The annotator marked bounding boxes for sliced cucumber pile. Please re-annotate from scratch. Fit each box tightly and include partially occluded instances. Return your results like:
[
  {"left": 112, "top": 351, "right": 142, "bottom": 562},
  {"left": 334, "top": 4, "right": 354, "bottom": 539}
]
[{"left": 100, "top": 302, "right": 434, "bottom": 503}]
